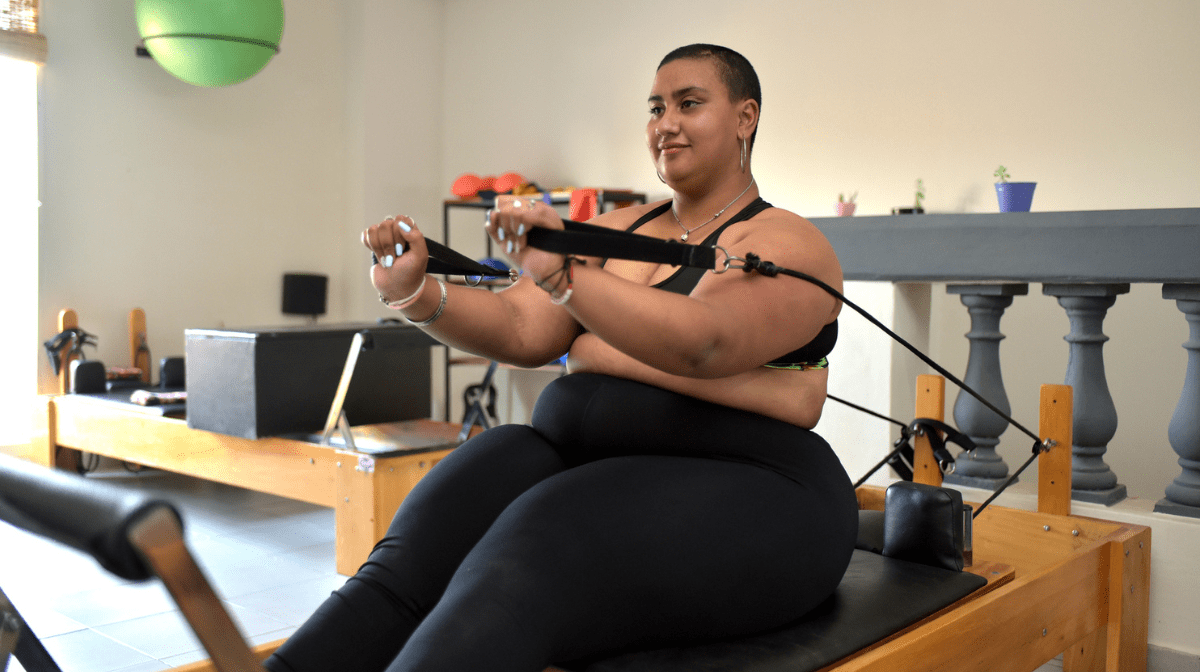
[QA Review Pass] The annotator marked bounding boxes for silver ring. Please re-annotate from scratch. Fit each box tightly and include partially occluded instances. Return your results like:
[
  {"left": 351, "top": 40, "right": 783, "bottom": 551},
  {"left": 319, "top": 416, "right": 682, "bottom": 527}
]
[
  {"left": 712, "top": 245, "right": 733, "bottom": 274},
  {"left": 511, "top": 198, "right": 523, "bottom": 209}
]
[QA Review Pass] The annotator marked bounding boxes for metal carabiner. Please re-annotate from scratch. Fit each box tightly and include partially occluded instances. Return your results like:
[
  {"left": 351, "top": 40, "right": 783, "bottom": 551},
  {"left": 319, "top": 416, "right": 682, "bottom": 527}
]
[{"left": 711, "top": 245, "right": 749, "bottom": 274}]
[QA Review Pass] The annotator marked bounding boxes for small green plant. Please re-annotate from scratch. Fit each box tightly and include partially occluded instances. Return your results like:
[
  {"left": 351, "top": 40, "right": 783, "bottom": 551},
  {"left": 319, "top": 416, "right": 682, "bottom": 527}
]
[
  {"left": 994, "top": 165, "right": 1010, "bottom": 183},
  {"left": 838, "top": 191, "right": 858, "bottom": 204},
  {"left": 914, "top": 179, "right": 925, "bottom": 210}
]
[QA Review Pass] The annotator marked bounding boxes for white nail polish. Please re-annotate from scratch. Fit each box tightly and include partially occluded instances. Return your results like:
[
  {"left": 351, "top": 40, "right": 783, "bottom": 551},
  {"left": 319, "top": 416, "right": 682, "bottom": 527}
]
[
  {"left": 517, "top": 224, "right": 525, "bottom": 236},
  {"left": 383, "top": 255, "right": 394, "bottom": 268},
  {"left": 498, "top": 228, "right": 506, "bottom": 241},
  {"left": 398, "top": 221, "right": 412, "bottom": 233},
  {"left": 506, "top": 240, "right": 514, "bottom": 255},
  {"left": 395, "top": 243, "right": 404, "bottom": 256}
]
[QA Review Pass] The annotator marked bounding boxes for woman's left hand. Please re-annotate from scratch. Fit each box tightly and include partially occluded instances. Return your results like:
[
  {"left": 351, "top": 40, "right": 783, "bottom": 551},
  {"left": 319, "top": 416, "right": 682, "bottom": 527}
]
[{"left": 486, "top": 196, "right": 566, "bottom": 287}]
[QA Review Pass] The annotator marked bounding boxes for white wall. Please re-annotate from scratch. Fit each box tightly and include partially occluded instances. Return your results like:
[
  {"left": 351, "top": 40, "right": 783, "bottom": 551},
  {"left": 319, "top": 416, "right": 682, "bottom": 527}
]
[{"left": 39, "top": 1, "right": 358, "bottom": 390}]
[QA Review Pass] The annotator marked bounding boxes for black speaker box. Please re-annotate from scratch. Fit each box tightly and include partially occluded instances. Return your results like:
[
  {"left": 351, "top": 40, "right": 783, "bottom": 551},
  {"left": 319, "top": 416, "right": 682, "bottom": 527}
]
[{"left": 282, "top": 273, "right": 328, "bottom": 317}]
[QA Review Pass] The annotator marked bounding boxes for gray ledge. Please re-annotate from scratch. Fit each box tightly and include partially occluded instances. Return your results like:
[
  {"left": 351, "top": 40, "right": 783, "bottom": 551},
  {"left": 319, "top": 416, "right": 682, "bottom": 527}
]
[{"left": 809, "top": 209, "right": 1200, "bottom": 284}]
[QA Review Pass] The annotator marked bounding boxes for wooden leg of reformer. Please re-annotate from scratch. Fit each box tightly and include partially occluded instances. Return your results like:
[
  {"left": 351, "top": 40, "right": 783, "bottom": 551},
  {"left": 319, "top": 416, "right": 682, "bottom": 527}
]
[
  {"left": 913, "top": 374, "right": 945, "bottom": 486},
  {"left": 1044, "top": 380, "right": 1151, "bottom": 672},
  {"left": 32, "top": 396, "right": 81, "bottom": 472},
  {"left": 334, "top": 448, "right": 453, "bottom": 576},
  {"left": 1061, "top": 528, "right": 1151, "bottom": 672}
]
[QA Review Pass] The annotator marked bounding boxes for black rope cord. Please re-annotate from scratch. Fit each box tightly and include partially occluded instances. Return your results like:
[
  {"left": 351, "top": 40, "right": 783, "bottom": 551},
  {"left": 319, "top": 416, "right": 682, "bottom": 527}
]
[
  {"left": 826, "top": 394, "right": 907, "bottom": 429},
  {"left": 735, "top": 254, "right": 1055, "bottom": 518}
]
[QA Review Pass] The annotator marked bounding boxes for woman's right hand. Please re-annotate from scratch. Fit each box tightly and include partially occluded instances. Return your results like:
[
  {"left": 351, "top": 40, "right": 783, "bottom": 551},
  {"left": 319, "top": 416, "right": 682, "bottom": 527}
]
[{"left": 362, "top": 215, "right": 430, "bottom": 303}]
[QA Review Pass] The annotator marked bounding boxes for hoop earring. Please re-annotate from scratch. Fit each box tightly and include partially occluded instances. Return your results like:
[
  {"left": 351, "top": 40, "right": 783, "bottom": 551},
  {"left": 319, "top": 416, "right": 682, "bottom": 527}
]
[
  {"left": 740, "top": 136, "right": 748, "bottom": 173},
  {"left": 656, "top": 169, "right": 667, "bottom": 184}
]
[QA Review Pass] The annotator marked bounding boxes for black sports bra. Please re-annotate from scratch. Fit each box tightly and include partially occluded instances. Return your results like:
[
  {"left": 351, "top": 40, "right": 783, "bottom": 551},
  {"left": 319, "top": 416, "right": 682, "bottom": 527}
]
[{"left": 616, "top": 198, "right": 838, "bottom": 368}]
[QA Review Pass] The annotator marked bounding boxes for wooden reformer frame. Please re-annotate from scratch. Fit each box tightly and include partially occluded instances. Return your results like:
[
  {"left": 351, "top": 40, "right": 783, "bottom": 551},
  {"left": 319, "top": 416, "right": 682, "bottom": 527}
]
[
  {"left": 159, "top": 375, "right": 1150, "bottom": 672},
  {"left": 36, "top": 308, "right": 467, "bottom": 576}
]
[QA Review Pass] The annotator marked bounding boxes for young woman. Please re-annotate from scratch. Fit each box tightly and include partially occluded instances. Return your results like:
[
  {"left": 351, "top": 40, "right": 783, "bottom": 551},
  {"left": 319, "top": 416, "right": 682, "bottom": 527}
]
[{"left": 266, "top": 44, "right": 857, "bottom": 672}]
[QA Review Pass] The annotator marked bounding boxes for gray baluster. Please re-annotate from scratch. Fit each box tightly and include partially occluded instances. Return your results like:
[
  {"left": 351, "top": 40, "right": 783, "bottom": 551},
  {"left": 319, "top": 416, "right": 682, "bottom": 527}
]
[
  {"left": 1155, "top": 284, "right": 1200, "bottom": 518},
  {"left": 1043, "top": 283, "right": 1129, "bottom": 505},
  {"left": 942, "top": 284, "right": 1027, "bottom": 490}
]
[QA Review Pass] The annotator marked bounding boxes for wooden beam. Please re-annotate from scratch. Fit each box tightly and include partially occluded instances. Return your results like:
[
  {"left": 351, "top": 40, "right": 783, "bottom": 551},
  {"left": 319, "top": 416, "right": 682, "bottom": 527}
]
[
  {"left": 129, "top": 308, "right": 151, "bottom": 383},
  {"left": 57, "top": 309, "right": 78, "bottom": 395},
  {"left": 50, "top": 395, "right": 337, "bottom": 506},
  {"left": 1038, "top": 384, "right": 1073, "bottom": 516},
  {"left": 913, "top": 374, "right": 945, "bottom": 486}
]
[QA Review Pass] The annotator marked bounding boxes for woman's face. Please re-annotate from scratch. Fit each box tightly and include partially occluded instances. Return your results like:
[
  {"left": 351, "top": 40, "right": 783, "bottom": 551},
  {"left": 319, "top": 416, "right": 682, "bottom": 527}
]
[{"left": 647, "top": 58, "right": 744, "bottom": 184}]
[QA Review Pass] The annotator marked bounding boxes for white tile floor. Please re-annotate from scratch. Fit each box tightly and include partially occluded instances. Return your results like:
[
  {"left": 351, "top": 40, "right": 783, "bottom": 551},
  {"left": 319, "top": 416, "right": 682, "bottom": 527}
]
[
  {"left": 1, "top": 464, "right": 1065, "bottom": 672},
  {"left": 1, "top": 466, "right": 347, "bottom": 672}
]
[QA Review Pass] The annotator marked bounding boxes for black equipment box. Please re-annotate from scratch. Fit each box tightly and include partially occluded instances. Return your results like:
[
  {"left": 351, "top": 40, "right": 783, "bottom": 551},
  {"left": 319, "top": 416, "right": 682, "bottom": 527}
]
[{"left": 185, "top": 322, "right": 436, "bottom": 439}]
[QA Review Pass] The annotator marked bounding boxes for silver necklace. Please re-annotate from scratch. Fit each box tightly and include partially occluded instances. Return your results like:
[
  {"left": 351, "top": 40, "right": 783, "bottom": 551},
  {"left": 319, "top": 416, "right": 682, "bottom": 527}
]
[{"left": 671, "top": 177, "right": 756, "bottom": 241}]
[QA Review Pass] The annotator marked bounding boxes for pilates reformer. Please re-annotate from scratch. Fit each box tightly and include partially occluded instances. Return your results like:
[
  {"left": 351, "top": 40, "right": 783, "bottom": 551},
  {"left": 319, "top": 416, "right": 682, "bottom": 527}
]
[
  {"left": 0, "top": 378, "right": 1149, "bottom": 672},
  {"left": 4, "top": 220, "right": 1150, "bottom": 671}
]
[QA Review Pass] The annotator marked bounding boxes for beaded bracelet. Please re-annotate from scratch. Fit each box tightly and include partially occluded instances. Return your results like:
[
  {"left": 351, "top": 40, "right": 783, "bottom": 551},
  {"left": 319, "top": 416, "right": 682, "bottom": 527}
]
[
  {"left": 549, "top": 257, "right": 585, "bottom": 305},
  {"left": 406, "top": 278, "right": 448, "bottom": 327}
]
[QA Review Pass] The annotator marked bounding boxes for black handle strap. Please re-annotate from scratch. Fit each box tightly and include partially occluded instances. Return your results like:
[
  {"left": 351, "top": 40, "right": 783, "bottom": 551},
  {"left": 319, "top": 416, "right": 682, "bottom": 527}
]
[
  {"left": 371, "top": 240, "right": 512, "bottom": 278},
  {"left": 527, "top": 220, "right": 717, "bottom": 269},
  {"left": 372, "top": 220, "right": 716, "bottom": 278}
]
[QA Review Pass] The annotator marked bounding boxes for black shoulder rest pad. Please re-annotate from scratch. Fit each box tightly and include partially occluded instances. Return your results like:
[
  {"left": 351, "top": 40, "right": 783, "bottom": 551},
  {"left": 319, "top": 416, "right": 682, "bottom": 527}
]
[
  {"left": 0, "top": 454, "right": 181, "bottom": 581},
  {"left": 882, "top": 481, "right": 967, "bottom": 572}
]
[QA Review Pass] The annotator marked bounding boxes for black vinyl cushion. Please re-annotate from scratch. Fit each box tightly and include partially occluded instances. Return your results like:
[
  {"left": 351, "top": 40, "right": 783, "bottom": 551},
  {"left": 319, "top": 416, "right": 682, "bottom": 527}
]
[
  {"left": 883, "top": 482, "right": 966, "bottom": 572},
  {"left": 563, "top": 549, "right": 986, "bottom": 672}
]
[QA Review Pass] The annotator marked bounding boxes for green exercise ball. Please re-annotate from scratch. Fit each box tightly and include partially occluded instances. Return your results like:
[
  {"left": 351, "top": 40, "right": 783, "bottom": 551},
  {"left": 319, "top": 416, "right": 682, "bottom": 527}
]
[{"left": 135, "top": 0, "right": 284, "bottom": 87}]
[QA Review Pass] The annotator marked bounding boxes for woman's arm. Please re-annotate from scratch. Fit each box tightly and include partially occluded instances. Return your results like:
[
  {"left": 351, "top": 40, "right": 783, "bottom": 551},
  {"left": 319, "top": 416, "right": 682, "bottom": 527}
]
[
  {"left": 363, "top": 216, "right": 580, "bottom": 368},
  {"left": 561, "top": 211, "right": 842, "bottom": 379}
]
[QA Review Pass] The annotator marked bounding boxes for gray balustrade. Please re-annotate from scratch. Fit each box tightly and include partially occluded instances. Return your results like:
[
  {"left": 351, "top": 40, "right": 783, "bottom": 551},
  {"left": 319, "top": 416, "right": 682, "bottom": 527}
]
[
  {"left": 809, "top": 208, "right": 1200, "bottom": 516},
  {"left": 1043, "top": 284, "right": 1129, "bottom": 505},
  {"left": 942, "top": 284, "right": 1027, "bottom": 489},
  {"left": 1155, "top": 284, "right": 1200, "bottom": 518}
]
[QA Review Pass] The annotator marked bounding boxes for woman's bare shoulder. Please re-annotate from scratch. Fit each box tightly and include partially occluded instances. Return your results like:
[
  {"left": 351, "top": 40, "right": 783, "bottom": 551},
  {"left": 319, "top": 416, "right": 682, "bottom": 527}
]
[
  {"left": 585, "top": 198, "right": 671, "bottom": 231},
  {"left": 725, "top": 207, "right": 834, "bottom": 253}
]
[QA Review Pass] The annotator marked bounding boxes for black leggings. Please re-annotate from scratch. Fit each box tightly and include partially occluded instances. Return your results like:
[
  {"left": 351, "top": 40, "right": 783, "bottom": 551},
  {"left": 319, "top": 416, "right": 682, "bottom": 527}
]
[{"left": 265, "top": 373, "right": 858, "bottom": 672}]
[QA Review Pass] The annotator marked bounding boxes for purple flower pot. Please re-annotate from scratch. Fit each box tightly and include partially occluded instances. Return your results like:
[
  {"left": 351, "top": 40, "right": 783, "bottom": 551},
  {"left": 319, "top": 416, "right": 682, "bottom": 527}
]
[{"left": 995, "top": 182, "right": 1036, "bottom": 212}]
